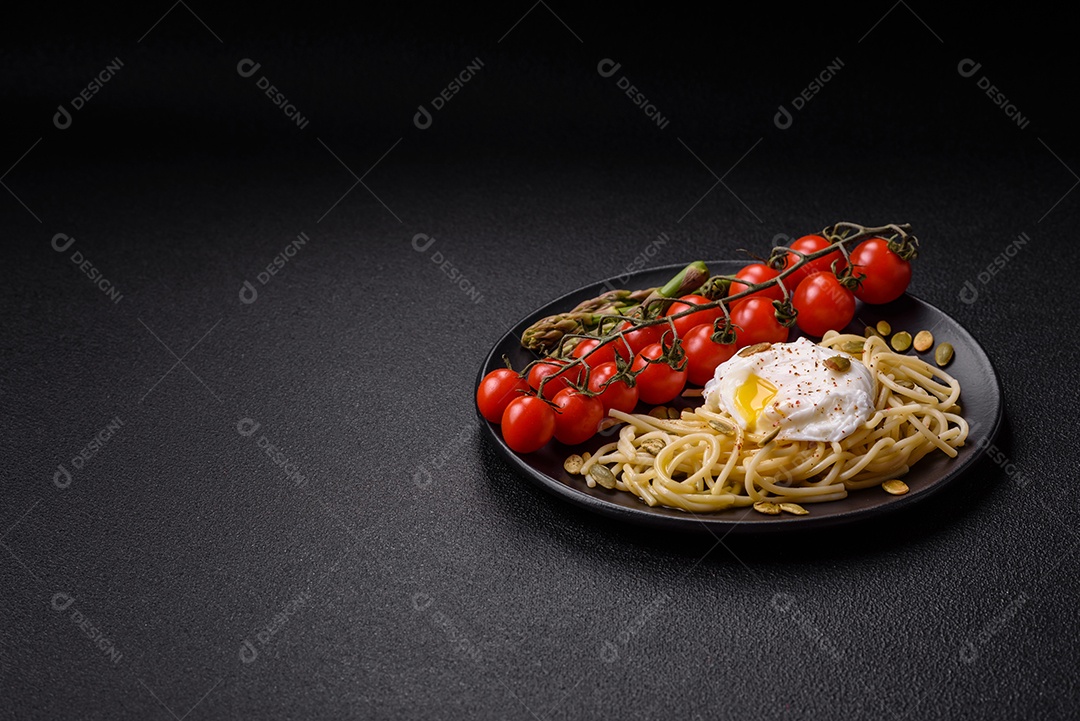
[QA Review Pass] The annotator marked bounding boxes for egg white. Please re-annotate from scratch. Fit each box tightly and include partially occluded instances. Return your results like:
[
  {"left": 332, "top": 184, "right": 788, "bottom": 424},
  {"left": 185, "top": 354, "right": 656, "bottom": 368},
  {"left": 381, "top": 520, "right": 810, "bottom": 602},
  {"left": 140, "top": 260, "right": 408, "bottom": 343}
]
[{"left": 702, "top": 337, "right": 875, "bottom": 442}]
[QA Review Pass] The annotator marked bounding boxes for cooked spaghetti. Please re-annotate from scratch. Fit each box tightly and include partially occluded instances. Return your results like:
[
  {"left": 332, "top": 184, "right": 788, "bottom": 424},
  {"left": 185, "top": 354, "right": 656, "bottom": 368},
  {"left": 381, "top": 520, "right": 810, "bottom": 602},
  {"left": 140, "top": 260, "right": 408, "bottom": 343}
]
[{"left": 578, "top": 333, "right": 967, "bottom": 512}]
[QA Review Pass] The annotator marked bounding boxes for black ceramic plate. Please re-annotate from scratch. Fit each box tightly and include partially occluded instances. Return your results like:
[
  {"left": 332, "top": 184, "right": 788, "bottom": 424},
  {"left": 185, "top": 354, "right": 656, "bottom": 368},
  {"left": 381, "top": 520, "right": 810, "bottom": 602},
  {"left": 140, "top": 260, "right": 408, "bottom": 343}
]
[{"left": 478, "top": 261, "right": 1004, "bottom": 533}]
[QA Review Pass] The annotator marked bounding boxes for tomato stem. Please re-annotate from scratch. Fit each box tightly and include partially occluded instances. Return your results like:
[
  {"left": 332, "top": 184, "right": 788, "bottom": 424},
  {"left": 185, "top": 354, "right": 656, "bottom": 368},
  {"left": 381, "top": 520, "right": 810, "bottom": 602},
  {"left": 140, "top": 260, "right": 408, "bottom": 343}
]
[{"left": 522, "top": 221, "right": 918, "bottom": 377}]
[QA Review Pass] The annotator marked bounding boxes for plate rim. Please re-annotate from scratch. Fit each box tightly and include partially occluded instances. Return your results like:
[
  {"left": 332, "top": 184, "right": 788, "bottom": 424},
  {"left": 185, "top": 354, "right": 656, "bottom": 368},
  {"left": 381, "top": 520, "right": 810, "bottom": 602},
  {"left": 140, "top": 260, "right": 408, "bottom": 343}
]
[{"left": 477, "top": 260, "right": 1005, "bottom": 533}]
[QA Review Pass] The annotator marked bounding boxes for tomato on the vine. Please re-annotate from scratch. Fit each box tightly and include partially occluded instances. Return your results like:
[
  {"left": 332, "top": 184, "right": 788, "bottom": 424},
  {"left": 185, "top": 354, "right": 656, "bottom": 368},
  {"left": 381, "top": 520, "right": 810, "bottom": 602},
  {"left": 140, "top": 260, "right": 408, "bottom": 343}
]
[
  {"left": 615, "top": 319, "right": 665, "bottom": 355},
  {"left": 781, "top": 235, "right": 846, "bottom": 289},
  {"left": 587, "top": 361, "right": 639, "bottom": 414},
  {"left": 848, "top": 237, "right": 912, "bottom": 304},
  {"left": 631, "top": 343, "right": 687, "bottom": 405},
  {"left": 728, "top": 298, "right": 789, "bottom": 347},
  {"left": 682, "top": 324, "right": 739, "bottom": 386},
  {"left": 792, "top": 273, "right": 856, "bottom": 337},
  {"left": 728, "top": 263, "right": 784, "bottom": 302},
  {"left": 500, "top": 395, "right": 555, "bottom": 453},
  {"left": 551, "top": 389, "right": 605, "bottom": 445},
  {"left": 476, "top": 368, "right": 530, "bottom": 422},
  {"left": 570, "top": 338, "right": 627, "bottom": 369},
  {"left": 526, "top": 359, "right": 581, "bottom": 400},
  {"left": 664, "top": 294, "right": 723, "bottom": 338}
]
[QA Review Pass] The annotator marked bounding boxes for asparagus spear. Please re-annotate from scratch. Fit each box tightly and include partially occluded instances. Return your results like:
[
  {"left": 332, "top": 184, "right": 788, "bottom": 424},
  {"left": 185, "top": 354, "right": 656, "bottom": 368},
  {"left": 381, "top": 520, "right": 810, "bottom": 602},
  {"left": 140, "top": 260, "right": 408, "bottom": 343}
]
[{"left": 520, "top": 261, "right": 709, "bottom": 354}]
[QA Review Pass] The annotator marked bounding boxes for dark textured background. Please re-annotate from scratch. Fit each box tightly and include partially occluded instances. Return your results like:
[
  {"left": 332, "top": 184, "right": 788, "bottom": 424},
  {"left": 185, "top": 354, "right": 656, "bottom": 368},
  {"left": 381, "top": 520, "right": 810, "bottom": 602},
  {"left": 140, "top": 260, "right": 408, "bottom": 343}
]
[{"left": 3, "top": 4, "right": 1078, "bottom": 720}]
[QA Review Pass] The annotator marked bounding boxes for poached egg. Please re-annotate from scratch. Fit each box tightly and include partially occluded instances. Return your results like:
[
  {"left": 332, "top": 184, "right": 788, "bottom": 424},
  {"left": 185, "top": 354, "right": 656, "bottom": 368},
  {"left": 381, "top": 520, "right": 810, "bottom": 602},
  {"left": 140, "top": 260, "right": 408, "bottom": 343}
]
[{"left": 702, "top": 337, "right": 875, "bottom": 442}]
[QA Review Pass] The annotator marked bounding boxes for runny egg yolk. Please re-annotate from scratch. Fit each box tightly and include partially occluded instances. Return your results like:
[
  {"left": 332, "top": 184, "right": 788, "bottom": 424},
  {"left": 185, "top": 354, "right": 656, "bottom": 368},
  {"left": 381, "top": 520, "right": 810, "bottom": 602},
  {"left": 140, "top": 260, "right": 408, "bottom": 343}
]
[{"left": 734, "top": 373, "right": 777, "bottom": 429}]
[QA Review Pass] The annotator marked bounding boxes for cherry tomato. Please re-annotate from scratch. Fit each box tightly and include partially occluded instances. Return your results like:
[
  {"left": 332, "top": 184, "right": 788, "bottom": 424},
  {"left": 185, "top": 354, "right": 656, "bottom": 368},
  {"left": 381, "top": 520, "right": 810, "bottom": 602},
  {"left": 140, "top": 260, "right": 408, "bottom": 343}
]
[
  {"left": 728, "top": 263, "right": 784, "bottom": 302},
  {"left": 500, "top": 396, "right": 556, "bottom": 453},
  {"left": 792, "top": 273, "right": 856, "bottom": 337},
  {"left": 476, "top": 368, "right": 530, "bottom": 422},
  {"left": 551, "top": 389, "right": 605, "bottom": 445},
  {"left": 848, "top": 238, "right": 912, "bottom": 304},
  {"left": 587, "top": 361, "right": 639, "bottom": 414},
  {"left": 664, "top": 294, "right": 723, "bottom": 338},
  {"left": 527, "top": 359, "right": 581, "bottom": 400},
  {"left": 632, "top": 343, "right": 687, "bottom": 405},
  {"left": 570, "top": 338, "right": 628, "bottom": 369},
  {"left": 728, "top": 297, "right": 789, "bottom": 347},
  {"left": 616, "top": 319, "right": 665, "bottom": 355},
  {"left": 781, "top": 235, "right": 846, "bottom": 289},
  {"left": 682, "top": 323, "right": 739, "bottom": 386}
]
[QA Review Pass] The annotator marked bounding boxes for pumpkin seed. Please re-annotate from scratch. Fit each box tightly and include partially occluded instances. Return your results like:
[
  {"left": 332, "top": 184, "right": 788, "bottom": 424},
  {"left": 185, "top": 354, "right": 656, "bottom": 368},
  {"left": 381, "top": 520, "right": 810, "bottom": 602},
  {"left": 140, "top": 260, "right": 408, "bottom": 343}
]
[
  {"left": 708, "top": 419, "right": 735, "bottom": 436},
  {"left": 839, "top": 340, "right": 865, "bottom": 355},
  {"left": 882, "top": 479, "right": 909, "bottom": 495},
  {"left": 563, "top": 454, "right": 584, "bottom": 474},
  {"left": 753, "top": 501, "right": 781, "bottom": 515},
  {"left": 779, "top": 502, "right": 809, "bottom": 515},
  {"left": 864, "top": 326, "right": 879, "bottom": 339},
  {"left": 667, "top": 407, "right": 681, "bottom": 419},
  {"left": 824, "top": 355, "right": 850, "bottom": 372},
  {"left": 598, "top": 417, "right": 621, "bottom": 432},
  {"left": 589, "top": 465, "right": 618, "bottom": 489},
  {"left": 876, "top": 320, "right": 892, "bottom": 336},
  {"left": 935, "top": 342, "right": 954, "bottom": 367},
  {"left": 914, "top": 330, "right": 934, "bottom": 352},
  {"left": 738, "top": 342, "right": 772, "bottom": 357},
  {"left": 648, "top": 406, "right": 669, "bottom": 419},
  {"left": 891, "top": 331, "right": 912, "bottom": 352},
  {"left": 895, "top": 379, "right": 915, "bottom": 389},
  {"left": 640, "top": 438, "right": 665, "bottom": 455}
]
